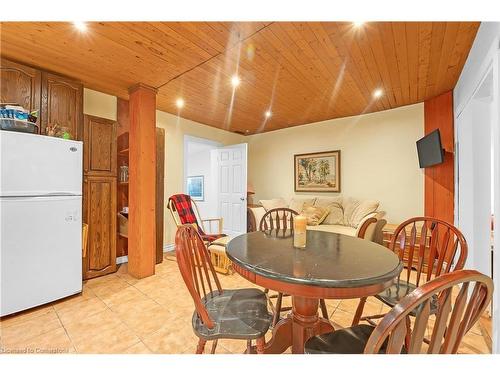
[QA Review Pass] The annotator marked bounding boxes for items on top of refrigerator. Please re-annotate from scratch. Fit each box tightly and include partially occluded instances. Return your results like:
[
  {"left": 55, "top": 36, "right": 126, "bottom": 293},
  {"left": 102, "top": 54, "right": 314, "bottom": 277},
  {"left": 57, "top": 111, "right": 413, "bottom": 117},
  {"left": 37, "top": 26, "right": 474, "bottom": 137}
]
[
  {"left": 0, "top": 104, "right": 39, "bottom": 134},
  {"left": 0, "top": 104, "right": 38, "bottom": 122},
  {"left": 45, "top": 122, "right": 72, "bottom": 139}
]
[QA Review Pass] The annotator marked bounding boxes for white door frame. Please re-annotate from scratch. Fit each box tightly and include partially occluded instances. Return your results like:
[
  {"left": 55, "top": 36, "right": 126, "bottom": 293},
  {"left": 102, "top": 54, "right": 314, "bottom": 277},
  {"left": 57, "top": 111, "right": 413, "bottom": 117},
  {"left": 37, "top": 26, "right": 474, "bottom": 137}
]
[
  {"left": 454, "top": 48, "right": 500, "bottom": 353},
  {"left": 492, "top": 49, "right": 500, "bottom": 354}
]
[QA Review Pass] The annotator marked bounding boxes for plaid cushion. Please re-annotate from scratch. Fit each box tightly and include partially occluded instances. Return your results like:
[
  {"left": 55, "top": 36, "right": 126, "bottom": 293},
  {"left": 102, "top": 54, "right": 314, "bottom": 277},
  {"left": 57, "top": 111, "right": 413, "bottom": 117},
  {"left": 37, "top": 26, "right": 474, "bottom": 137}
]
[{"left": 169, "top": 194, "right": 227, "bottom": 242}]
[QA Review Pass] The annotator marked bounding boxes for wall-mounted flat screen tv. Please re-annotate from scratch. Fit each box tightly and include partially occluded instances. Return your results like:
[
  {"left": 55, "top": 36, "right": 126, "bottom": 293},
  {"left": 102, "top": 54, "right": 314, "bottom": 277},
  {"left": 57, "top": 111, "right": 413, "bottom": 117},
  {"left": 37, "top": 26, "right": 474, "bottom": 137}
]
[{"left": 416, "top": 129, "right": 444, "bottom": 168}]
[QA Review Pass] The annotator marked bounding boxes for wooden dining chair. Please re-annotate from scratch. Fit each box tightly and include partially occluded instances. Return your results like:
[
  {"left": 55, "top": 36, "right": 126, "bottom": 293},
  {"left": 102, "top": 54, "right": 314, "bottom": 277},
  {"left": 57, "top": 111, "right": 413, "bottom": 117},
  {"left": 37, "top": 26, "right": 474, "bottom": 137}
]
[
  {"left": 352, "top": 217, "right": 468, "bottom": 329},
  {"left": 305, "top": 269, "right": 493, "bottom": 354},
  {"left": 175, "top": 225, "right": 272, "bottom": 354},
  {"left": 259, "top": 208, "right": 299, "bottom": 326}
]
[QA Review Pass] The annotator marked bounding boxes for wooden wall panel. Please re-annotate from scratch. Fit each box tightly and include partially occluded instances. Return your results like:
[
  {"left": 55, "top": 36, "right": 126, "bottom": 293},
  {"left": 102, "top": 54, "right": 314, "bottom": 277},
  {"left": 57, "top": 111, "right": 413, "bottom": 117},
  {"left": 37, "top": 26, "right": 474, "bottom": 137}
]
[
  {"left": 156, "top": 127, "right": 165, "bottom": 264},
  {"left": 117, "top": 97, "right": 130, "bottom": 136},
  {"left": 424, "top": 91, "right": 454, "bottom": 224}
]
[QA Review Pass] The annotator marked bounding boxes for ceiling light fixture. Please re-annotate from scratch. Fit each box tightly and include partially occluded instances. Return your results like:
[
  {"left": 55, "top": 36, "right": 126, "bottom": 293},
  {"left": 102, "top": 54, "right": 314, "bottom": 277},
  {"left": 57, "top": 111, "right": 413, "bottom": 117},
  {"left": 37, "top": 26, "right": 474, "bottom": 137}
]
[
  {"left": 373, "top": 89, "right": 383, "bottom": 98},
  {"left": 265, "top": 110, "right": 272, "bottom": 118},
  {"left": 176, "top": 98, "right": 185, "bottom": 109},
  {"left": 73, "top": 21, "right": 88, "bottom": 32},
  {"left": 231, "top": 75, "right": 241, "bottom": 88}
]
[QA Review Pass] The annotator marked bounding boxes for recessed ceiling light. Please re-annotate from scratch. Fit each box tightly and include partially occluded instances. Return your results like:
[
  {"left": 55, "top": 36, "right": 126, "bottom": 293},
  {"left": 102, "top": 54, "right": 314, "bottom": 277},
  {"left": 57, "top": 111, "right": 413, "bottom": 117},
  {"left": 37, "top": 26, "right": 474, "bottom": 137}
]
[
  {"left": 265, "top": 110, "right": 272, "bottom": 118},
  {"left": 373, "top": 89, "right": 383, "bottom": 99},
  {"left": 175, "top": 98, "right": 185, "bottom": 109},
  {"left": 231, "top": 75, "right": 241, "bottom": 88},
  {"left": 73, "top": 21, "right": 88, "bottom": 32}
]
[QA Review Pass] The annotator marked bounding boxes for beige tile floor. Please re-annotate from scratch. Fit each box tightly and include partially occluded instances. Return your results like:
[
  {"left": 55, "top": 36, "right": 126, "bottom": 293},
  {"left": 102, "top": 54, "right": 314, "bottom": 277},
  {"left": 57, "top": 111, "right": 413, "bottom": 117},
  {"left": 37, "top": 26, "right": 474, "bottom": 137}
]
[{"left": 0, "top": 255, "right": 492, "bottom": 354}]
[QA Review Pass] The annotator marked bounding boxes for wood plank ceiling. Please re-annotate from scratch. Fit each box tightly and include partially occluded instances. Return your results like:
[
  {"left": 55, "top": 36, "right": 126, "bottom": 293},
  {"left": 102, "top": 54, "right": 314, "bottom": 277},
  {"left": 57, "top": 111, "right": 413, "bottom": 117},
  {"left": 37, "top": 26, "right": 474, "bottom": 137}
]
[{"left": 0, "top": 22, "right": 479, "bottom": 134}]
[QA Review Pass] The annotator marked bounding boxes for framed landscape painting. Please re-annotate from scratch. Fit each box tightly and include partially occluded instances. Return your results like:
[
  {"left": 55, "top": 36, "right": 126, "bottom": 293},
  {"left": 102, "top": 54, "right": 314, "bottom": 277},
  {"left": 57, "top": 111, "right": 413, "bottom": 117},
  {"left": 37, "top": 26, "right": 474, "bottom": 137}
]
[
  {"left": 294, "top": 150, "right": 341, "bottom": 192},
  {"left": 187, "top": 175, "right": 204, "bottom": 201}
]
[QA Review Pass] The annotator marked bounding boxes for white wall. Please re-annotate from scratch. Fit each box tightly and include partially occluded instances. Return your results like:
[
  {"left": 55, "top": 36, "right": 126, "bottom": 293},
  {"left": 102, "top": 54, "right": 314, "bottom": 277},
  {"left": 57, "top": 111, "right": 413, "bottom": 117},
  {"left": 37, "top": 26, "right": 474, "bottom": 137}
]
[
  {"left": 83, "top": 88, "right": 117, "bottom": 120},
  {"left": 453, "top": 21, "right": 500, "bottom": 354},
  {"left": 156, "top": 111, "right": 246, "bottom": 244},
  {"left": 247, "top": 103, "right": 425, "bottom": 224},
  {"left": 185, "top": 140, "right": 219, "bottom": 220}
]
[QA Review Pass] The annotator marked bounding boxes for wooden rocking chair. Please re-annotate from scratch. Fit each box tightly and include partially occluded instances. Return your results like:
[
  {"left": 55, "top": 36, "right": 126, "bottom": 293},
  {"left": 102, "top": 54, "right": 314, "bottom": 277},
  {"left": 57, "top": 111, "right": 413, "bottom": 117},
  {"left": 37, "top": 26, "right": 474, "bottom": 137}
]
[{"left": 168, "top": 194, "right": 231, "bottom": 274}]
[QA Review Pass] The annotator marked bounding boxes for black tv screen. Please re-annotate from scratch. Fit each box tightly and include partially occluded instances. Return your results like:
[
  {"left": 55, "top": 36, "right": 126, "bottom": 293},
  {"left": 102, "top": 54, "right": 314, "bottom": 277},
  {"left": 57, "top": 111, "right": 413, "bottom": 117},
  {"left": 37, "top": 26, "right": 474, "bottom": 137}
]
[{"left": 416, "top": 129, "right": 444, "bottom": 168}]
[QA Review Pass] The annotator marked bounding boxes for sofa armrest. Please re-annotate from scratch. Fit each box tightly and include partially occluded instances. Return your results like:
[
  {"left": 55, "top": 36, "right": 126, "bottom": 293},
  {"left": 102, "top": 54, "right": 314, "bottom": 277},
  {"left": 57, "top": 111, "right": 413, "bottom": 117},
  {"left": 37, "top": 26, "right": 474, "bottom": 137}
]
[
  {"left": 247, "top": 207, "right": 257, "bottom": 232},
  {"left": 355, "top": 212, "right": 387, "bottom": 245},
  {"left": 354, "top": 212, "right": 378, "bottom": 237},
  {"left": 247, "top": 206, "right": 266, "bottom": 232}
]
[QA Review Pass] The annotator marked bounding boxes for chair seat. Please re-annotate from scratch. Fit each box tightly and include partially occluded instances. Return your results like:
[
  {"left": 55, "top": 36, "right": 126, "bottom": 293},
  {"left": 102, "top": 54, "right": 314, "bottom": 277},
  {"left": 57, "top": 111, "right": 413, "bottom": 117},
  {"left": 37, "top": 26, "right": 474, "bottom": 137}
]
[
  {"left": 305, "top": 324, "right": 406, "bottom": 354},
  {"left": 376, "top": 280, "right": 438, "bottom": 316},
  {"left": 192, "top": 288, "right": 272, "bottom": 340},
  {"left": 201, "top": 233, "right": 227, "bottom": 243}
]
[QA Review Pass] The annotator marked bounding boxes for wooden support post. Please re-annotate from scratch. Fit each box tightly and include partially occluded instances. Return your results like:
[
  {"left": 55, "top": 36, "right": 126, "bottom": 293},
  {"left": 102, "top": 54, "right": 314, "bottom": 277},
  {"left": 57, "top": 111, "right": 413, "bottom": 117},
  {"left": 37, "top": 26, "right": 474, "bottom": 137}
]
[{"left": 128, "top": 83, "right": 157, "bottom": 279}]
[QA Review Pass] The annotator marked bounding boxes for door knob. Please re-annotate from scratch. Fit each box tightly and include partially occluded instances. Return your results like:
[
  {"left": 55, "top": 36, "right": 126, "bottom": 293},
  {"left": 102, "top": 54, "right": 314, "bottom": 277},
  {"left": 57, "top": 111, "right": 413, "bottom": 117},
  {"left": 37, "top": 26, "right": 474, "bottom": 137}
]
[{"left": 240, "top": 197, "right": 245, "bottom": 201}]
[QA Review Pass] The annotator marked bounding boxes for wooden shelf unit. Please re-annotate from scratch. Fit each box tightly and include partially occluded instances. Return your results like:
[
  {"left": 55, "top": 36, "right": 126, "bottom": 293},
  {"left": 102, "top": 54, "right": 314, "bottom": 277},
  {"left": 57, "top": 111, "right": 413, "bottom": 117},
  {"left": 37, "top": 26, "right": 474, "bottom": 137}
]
[{"left": 117, "top": 132, "right": 129, "bottom": 259}]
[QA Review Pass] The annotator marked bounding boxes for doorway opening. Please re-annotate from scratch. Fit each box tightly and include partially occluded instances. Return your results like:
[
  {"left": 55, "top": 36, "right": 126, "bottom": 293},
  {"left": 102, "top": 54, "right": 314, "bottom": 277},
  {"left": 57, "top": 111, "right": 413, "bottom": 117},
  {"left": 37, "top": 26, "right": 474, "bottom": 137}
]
[
  {"left": 183, "top": 135, "right": 248, "bottom": 238},
  {"left": 183, "top": 135, "right": 221, "bottom": 222}
]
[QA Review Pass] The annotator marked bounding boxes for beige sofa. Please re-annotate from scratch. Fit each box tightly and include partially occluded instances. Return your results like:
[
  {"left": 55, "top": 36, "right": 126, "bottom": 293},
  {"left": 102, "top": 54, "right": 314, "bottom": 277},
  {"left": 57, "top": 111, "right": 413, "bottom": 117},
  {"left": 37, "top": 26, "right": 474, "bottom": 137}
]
[{"left": 247, "top": 196, "right": 385, "bottom": 238}]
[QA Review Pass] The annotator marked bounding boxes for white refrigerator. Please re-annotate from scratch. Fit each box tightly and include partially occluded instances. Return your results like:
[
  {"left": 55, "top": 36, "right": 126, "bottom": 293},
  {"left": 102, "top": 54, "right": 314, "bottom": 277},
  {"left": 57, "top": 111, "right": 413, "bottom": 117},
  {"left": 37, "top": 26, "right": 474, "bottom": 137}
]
[{"left": 0, "top": 131, "right": 83, "bottom": 317}]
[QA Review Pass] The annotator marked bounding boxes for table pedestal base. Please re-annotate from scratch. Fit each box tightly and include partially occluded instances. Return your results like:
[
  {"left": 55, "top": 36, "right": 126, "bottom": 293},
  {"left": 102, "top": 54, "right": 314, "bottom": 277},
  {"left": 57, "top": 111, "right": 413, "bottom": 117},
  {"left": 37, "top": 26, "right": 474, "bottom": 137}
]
[{"left": 264, "top": 296, "right": 334, "bottom": 354}]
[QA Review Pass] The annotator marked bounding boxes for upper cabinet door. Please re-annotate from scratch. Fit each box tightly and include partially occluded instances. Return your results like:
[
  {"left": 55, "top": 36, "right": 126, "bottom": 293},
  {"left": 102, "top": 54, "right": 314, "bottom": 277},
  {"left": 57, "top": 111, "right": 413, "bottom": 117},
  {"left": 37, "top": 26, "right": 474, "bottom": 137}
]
[
  {"left": 41, "top": 72, "right": 83, "bottom": 140},
  {"left": 83, "top": 115, "right": 117, "bottom": 177},
  {"left": 0, "top": 58, "right": 42, "bottom": 129}
]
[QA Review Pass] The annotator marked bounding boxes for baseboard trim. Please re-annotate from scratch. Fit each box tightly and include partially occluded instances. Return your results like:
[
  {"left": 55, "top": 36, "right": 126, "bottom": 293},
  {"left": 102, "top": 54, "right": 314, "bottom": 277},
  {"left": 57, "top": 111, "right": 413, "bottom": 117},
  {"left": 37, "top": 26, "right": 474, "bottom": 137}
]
[
  {"left": 116, "top": 255, "right": 128, "bottom": 265},
  {"left": 115, "top": 245, "right": 174, "bottom": 265},
  {"left": 163, "top": 244, "right": 175, "bottom": 252}
]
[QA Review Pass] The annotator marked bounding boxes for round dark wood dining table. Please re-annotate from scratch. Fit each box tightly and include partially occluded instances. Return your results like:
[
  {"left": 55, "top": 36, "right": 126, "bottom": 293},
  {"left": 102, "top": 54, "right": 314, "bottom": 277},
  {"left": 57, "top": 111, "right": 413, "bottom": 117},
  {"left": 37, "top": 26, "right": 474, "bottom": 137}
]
[{"left": 226, "top": 229, "right": 403, "bottom": 354}]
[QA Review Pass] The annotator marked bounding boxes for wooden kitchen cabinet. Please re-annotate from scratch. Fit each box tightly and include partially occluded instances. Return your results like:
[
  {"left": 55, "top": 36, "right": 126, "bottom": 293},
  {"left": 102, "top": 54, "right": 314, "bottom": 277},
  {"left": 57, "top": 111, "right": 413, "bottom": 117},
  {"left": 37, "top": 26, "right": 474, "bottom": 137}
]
[
  {"left": 83, "top": 114, "right": 118, "bottom": 280},
  {"left": 83, "top": 115, "right": 117, "bottom": 176},
  {"left": 41, "top": 71, "right": 83, "bottom": 140},
  {"left": 0, "top": 58, "right": 42, "bottom": 128},
  {"left": 83, "top": 176, "right": 117, "bottom": 279},
  {"left": 0, "top": 58, "right": 83, "bottom": 140}
]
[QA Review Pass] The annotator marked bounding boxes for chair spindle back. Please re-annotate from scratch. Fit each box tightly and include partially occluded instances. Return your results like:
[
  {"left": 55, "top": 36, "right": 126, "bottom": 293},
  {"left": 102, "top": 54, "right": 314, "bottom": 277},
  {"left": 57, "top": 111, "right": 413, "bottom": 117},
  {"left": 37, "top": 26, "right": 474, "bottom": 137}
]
[
  {"left": 364, "top": 270, "right": 493, "bottom": 354},
  {"left": 175, "top": 225, "right": 223, "bottom": 329},
  {"left": 390, "top": 217, "right": 468, "bottom": 287},
  {"left": 259, "top": 208, "right": 299, "bottom": 233}
]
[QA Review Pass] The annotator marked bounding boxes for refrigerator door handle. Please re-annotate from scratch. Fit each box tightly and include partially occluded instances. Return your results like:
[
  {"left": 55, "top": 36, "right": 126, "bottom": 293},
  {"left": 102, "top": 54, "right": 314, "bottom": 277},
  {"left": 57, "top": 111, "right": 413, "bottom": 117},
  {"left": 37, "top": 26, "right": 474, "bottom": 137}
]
[{"left": 41, "top": 192, "right": 79, "bottom": 196}]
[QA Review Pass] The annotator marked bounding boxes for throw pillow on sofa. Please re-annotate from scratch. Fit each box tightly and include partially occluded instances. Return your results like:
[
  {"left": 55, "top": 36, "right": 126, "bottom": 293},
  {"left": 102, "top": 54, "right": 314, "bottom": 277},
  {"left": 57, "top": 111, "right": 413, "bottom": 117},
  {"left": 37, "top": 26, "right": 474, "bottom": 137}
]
[
  {"left": 289, "top": 197, "right": 316, "bottom": 213},
  {"left": 343, "top": 197, "right": 379, "bottom": 228},
  {"left": 315, "top": 196, "right": 344, "bottom": 225},
  {"left": 259, "top": 198, "right": 288, "bottom": 211},
  {"left": 300, "top": 205, "right": 330, "bottom": 226},
  {"left": 351, "top": 200, "right": 379, "bottom": 227}
]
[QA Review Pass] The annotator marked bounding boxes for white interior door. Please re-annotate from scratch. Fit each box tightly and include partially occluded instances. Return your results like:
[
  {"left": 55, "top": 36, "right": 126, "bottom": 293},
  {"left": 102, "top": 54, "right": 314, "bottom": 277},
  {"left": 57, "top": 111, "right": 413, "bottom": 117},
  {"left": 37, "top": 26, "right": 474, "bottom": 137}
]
[{"left": 213, "top": 143, "right": 247, "bottom": 237}]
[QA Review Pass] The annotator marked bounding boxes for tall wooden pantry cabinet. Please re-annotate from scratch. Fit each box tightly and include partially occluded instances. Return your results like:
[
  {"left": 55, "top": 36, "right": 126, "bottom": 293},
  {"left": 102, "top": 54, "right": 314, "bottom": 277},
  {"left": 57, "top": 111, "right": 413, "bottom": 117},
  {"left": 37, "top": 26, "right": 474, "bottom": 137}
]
[{"left": 83, "top": 115, "right": 118, "bottom": 279}]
